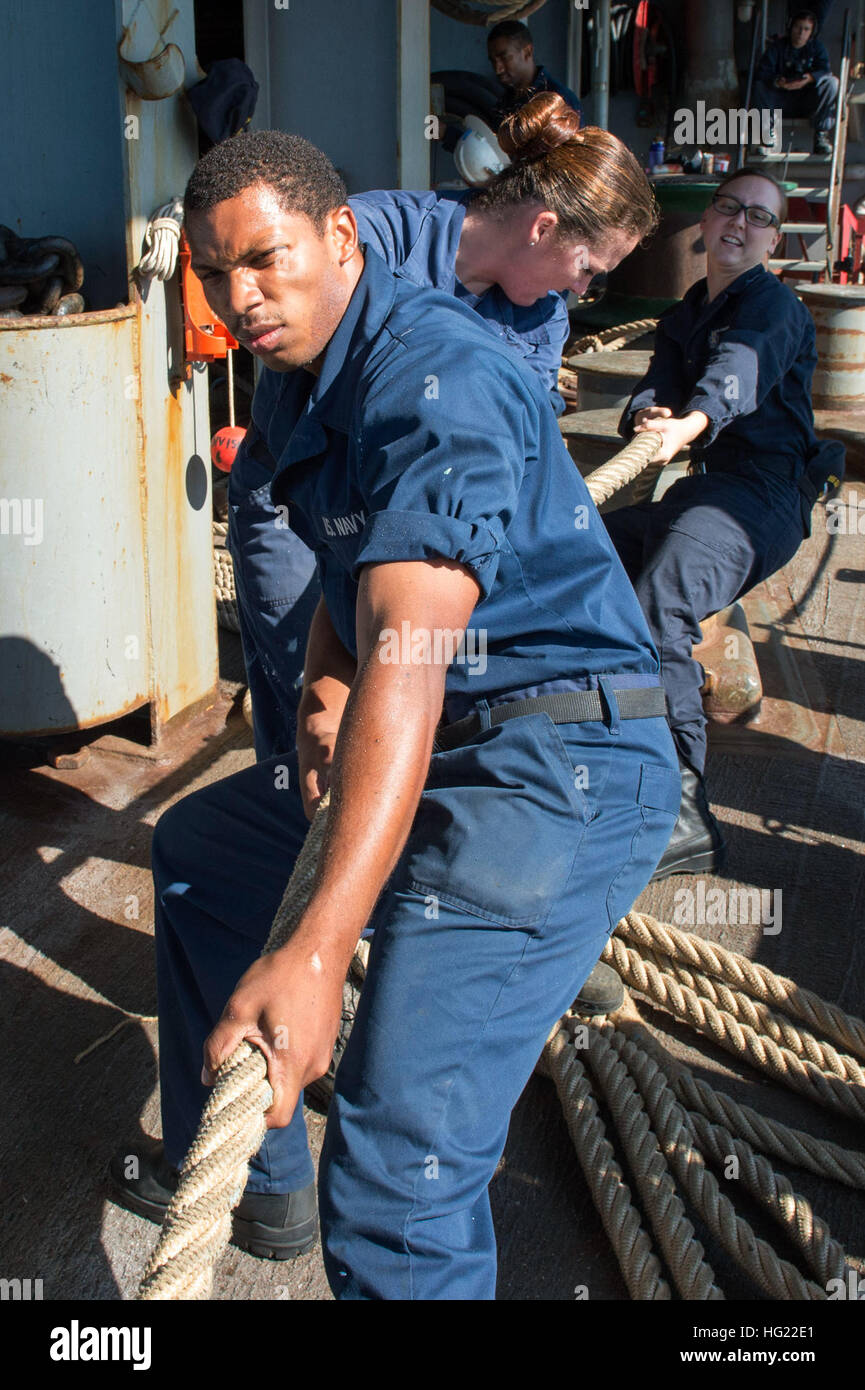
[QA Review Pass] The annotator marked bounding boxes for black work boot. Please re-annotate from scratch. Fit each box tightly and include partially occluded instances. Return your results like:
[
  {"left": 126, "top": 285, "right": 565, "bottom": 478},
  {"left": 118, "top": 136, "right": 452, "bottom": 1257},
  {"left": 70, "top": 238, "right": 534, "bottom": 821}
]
[
  {"left": 813, "top": 130, "right": 832, "bottom": 157},
  {"left": 573, "top": 959, "right": 624, "bottom": 1016},
  {"left": 651, "top": 758, "right": 727, "bottom": 881},
  {"left": 109, "top": 1137, "right": 318, "bottom": 1261}
]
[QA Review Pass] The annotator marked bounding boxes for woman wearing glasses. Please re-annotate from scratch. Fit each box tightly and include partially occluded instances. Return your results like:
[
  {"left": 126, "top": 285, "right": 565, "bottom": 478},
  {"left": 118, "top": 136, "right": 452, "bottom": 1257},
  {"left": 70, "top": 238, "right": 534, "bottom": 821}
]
[{"left": 604, "top": 167, "right": 835, "bottom": 879}]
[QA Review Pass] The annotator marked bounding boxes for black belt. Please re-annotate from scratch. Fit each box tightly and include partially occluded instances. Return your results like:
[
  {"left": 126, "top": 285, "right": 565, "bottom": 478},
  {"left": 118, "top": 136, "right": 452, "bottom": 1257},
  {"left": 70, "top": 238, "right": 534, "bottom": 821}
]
[{"left": 434, "top": 686, "right": 667, "bottom": 753}]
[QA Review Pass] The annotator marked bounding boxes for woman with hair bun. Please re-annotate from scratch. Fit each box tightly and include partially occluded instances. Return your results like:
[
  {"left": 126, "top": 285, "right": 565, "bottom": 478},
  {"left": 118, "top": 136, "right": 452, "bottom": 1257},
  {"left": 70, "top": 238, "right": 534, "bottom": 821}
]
[
  {"left": 354, "top": 92, "right": 657, "bottom": 418},
  {"left": 232, "top": 91, "right": 657, "bottom": 752}
]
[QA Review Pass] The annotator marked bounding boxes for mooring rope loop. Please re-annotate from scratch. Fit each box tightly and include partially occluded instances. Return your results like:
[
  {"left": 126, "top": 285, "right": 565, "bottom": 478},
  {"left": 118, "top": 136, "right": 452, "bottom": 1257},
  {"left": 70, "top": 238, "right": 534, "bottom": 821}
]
[
  {"left": 602, "top": 1027, "right": 832, "bottom": 1301},
  {"left": 569, "top": 317, "right": 659, "bottom": 357}
]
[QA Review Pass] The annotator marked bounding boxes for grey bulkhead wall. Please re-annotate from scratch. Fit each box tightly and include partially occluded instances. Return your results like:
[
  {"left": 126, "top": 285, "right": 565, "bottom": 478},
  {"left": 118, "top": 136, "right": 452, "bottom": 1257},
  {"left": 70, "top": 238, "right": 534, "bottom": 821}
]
[
  {"left": 1, "top": 0, "right": 128, "bottom": 310},
  {"left": 253, "top": 0, "right": 400, "bottom": 194}
]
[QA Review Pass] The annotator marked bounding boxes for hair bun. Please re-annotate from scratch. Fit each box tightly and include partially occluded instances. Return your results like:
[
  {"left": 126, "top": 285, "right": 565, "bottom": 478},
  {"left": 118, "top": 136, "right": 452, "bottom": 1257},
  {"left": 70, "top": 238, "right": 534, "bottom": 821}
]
[{"left": 497, "top": 91, "right": 582, "bottom": 162}]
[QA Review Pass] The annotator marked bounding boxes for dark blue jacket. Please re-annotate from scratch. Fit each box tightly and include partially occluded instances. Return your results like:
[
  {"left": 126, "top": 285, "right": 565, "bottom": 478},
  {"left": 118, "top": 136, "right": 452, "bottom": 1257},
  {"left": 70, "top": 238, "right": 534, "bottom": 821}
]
[
  {"left": 756, "top": 33, "right": 831, "bottom": 84},
  {"left": 620, "top": 265, "right": 818, "bottom": 472},
  {"left": 495, "top": 65, "right": 582, "bottom": 124}
]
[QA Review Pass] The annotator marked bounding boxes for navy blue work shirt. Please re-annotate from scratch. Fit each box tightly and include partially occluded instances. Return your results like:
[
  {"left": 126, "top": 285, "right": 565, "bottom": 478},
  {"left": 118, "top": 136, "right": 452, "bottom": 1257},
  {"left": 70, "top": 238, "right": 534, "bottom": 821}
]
[
  {"left": 247, "top": 247, "right": 659, "bottom": 705},
  {"left": 620, "top": 264, "right": 818, "bottom": 472},
  {"left": 494, "top": 65, "right": 582, "bottom": 123},
  {"left": 756, "top": 33, "right": 832, "bottom": 84},
  {"left": 349, "top": 188, "right": 569, "bottom": 414}
]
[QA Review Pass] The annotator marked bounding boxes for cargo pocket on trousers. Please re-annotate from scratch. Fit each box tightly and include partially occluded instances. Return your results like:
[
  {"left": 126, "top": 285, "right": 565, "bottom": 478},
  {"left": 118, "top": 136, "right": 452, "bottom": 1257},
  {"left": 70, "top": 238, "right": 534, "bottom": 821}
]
[
  {"left": 605, "top": 761, "right": 681, "bottom": 934},
  {"left": 400, "top": 714, "right": 589, "bottom": 929}
]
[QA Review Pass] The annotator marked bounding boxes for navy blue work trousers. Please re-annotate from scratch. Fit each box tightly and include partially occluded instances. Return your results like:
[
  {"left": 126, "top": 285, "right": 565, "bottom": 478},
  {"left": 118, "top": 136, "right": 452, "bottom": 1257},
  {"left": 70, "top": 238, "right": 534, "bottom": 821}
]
[
  {"left": 603, "top": 463, "right": 808, "bottom": 775},
  {"left": 752, "top": 72, "right": 839, "bottom": 132},
  {"left": 153, "top": 704, "right": 679, "bottom": 1299},
  {"left": 228, "top": 440, "right": 320, "bottom": 759}
]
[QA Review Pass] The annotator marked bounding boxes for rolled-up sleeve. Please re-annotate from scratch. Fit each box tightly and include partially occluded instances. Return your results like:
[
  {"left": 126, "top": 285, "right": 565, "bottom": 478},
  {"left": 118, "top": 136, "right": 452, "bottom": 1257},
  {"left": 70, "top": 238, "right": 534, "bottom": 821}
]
[{"left": 352, "top": 345, "right": 531, "bottom": 600}]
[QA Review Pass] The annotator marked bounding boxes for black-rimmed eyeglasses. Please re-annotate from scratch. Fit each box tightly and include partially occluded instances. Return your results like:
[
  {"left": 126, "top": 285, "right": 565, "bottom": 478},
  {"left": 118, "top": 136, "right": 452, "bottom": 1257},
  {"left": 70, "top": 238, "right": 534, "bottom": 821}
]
[{"left": 710, "top": 193, "right": 780, "bottom": 229}]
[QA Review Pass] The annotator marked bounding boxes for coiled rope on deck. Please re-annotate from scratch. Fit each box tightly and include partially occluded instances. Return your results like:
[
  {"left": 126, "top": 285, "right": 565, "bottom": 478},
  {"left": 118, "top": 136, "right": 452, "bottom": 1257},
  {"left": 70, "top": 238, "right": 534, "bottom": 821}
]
[{"left": 541, "top": 913, "right": 865, "bottom": 1300}]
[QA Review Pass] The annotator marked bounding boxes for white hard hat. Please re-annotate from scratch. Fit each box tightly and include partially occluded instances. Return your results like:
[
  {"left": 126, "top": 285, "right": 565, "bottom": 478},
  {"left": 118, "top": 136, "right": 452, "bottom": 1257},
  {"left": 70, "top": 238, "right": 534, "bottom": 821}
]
[{"left": 454, "top": 116, "right": 511, "bottom": 186}]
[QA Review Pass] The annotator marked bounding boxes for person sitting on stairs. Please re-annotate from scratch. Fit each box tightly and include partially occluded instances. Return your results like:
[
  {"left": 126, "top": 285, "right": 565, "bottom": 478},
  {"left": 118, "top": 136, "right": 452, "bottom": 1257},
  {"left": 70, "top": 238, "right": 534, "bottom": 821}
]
[{"left": 752, "top": 8, "right": 839, "bottom": 158}]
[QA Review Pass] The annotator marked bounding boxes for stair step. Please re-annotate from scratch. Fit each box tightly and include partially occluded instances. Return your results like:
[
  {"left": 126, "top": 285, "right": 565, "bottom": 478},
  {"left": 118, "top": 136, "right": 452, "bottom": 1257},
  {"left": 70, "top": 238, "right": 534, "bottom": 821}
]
[
  {"left": 770, "top": 258, "right": 825, "bottom": 271},
  {"left": 751, "top": 151, "right": 830, "bottom": 163},
  {"left": 780, "top": 222, "right": 825, "bottom": 233},
  {"left": 788, "top": 187, "right": 829, "bottom": 200}
]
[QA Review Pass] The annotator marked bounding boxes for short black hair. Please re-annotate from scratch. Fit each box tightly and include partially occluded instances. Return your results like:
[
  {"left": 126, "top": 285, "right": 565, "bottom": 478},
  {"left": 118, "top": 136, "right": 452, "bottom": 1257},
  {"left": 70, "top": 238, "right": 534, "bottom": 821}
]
[
  {"left": 184, "top": 130, "right": 346, "bottom": 230},
  {"left": 487, "top": 20, "right": 533, "bottom": 47},
  {"left": 789, "top": 9, "right": 819, "bottom": 33}
]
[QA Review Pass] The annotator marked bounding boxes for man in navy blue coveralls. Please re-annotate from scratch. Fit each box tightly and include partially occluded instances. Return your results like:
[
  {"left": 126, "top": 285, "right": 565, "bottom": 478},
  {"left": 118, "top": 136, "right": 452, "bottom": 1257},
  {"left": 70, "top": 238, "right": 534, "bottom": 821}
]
[
  {"left": 605, "top": 169, "right": 820, "bottom": 878},
  {"left": 111, "top": 131, "right": 680, "bottom": 1299}
]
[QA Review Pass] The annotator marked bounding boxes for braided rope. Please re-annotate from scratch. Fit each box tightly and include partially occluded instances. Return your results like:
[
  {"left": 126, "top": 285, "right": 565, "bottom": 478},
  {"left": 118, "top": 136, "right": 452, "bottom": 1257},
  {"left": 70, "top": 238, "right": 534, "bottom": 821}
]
[
  {"left": 213, "top": 522, "right": 241, "bottom": 633},
  {"left": 583, "top": 431, "right": 664, "bottom": 507},
  {"left": 642, "top": 946, "right": 865, "bottom": 1087},
  {"left": 582, "top": 1024, "right": 722, "bottom": 1299},
  {"left": 602, "top": 934, "right": 865, "bottom": 1126},
  {"left": 605, "top": 1027, "right": 829, "bottom": 1300},
  {"left": 569, "top": 318, "right": 658, "bottom": 356},
  {"left": 618, "top": 912, "right": 865, "bottom": 1062},
  {"left": 684, "top": 1108, "right": 851, "bottom": 1289},
  {"left": 674, "top": 1070, "right": 865, "bottom": 1190},
  {"left": 137, "top": 798, "right": 332, "bottom": 1300},
  {"left": 431, "top": 0, "right": 548, "bottom": 25},
  {"left": 545, "top": 1029, "right": 672, "bottom": 1299}
]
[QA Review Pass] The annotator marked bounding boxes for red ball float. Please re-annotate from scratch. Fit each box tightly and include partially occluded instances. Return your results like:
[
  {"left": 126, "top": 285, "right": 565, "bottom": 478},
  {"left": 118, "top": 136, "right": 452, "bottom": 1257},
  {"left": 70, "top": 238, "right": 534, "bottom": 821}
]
[{"left": 210, "top": 424, "right": 246, "bottom": 472}]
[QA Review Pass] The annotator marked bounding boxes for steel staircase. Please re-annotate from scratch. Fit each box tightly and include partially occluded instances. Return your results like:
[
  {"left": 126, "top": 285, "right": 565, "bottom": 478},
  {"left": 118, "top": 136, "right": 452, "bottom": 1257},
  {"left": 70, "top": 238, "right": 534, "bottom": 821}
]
[{"left": 750, "top": 11, "right": 863, "bottom": 285}]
